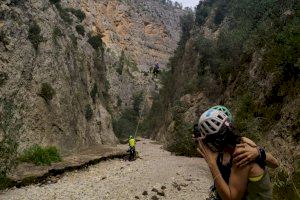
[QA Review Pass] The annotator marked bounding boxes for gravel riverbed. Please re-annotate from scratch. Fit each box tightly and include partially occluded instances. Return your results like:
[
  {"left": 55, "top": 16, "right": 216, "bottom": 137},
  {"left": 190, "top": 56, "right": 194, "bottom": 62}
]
[{"left": 0, "top": 139, "right": 212, "bottom": 200}]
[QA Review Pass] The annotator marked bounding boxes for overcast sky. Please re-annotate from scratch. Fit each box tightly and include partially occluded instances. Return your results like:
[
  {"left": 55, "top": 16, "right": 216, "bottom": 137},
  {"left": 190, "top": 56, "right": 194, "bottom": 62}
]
[{"left": 172, "top": 0, "right": 199, "bottom": 8}]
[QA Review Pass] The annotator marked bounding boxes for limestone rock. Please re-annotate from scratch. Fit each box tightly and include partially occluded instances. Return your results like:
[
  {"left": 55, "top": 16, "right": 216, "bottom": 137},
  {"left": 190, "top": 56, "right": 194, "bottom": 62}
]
[{"left": 0, "top": 0, "right": 183, "bottom": 155}]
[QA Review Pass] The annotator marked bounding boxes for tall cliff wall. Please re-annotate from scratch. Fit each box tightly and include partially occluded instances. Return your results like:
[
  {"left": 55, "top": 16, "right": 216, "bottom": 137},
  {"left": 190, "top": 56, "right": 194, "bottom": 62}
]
[
  {"left": 75, "top": 0, "right": 183, "bottom": 70},
  {"left": 145, "top": 1, "right": 299, "bottom": 198},
  {"left": 0, "top": 0, "right": 183, "bottom": 159}
]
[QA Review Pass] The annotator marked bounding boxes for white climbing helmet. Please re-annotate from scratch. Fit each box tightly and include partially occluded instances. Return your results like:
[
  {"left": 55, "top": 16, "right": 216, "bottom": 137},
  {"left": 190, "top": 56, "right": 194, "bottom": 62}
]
[{"left": 198, "top": 109, "right": 229, "bottom": 135}]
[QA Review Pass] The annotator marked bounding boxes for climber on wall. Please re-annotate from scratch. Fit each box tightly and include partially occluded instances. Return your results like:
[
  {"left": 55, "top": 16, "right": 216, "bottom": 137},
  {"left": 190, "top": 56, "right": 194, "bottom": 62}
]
[{"left": 153, "top": 63, "right": 160, "bottom": 78}]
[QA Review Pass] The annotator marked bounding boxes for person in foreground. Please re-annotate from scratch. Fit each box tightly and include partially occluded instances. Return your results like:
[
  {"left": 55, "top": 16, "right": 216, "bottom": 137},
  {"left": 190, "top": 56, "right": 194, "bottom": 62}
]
[
  {"left": 198, "top": 109, "right": 273, "bottom": 200},
  {"left": 196, "top": 106, "right": 279, "bottom": 200}
]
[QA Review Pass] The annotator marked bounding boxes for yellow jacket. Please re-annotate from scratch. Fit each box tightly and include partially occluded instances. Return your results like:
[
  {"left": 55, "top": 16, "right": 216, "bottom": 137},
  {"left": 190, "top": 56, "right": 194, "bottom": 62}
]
[{"left": 129, "top": 138, "right": 136, "bottom": 147}]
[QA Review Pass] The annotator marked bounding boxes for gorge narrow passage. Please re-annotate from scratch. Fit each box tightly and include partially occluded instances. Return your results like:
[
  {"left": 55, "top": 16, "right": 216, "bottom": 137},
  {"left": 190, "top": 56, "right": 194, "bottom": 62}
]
[{"left": 0, "top": 139, "right": 212, "bottom": 200}]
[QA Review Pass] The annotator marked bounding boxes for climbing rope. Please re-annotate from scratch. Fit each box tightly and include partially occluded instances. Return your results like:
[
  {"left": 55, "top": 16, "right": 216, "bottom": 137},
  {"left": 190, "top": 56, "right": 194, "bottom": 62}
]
[{"left": 133, "top": 84, "right": 151, "bottom": 139}]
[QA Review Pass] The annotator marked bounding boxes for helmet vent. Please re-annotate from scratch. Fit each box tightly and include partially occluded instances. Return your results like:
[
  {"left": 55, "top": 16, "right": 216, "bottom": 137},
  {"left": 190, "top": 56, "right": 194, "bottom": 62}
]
[
  {"left": 211, "top": 119, "right": 221, "bottom": 126},
  {"left": 217, "top": 115, "right": 223, "bottom": 120},
  {"left": 201, "top": 124, "right": 209, "bottom": 134},
  {"left": 205, "top": 121, "right": 216, "bottom": 132}
]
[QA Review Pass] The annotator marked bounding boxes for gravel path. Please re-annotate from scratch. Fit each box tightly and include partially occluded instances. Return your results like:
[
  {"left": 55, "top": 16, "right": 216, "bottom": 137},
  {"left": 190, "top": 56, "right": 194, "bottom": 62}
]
[{"left": 0, "top": 139, "right": 212, "bottom": 200}]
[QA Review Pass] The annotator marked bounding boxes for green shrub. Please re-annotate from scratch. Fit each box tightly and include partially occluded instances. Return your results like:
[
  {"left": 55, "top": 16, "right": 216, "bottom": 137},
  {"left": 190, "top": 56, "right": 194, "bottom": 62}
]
[
  {"left": 49, "top": 0, "right": 60, "bottom": 4},
  {"left": 19, "top": 145, "right": 61, "bottom": 166},
  {"left": 0, "top": 31, "right": 9, "bottom": 47},
  {"left": 122, "top": 55, "right": 138, "bottom": 72},
  {"left": 214, "top": 2, "right": 227, "bottom": 25},
  {"left": 9, "top": 0, "right": 24, "bottom": 5},
  {"left": 90, "top": 83, "right": 98, "bottom": 103},
  {"left": 28, "top": 22, "right": 43, "bottom": 50},
  {"left": 178, "top": 12, "right": 194, "bottom": 47},
  {"left": 0, "top": 133, "right": 18, "bottom": 173},
  {"left": 113, "top": 109, "right": 138, "bottom": 139},
  {"left": 101, "top": 79, "right": 110, "bottom": 103},
  {"left": 116, "top": 63, "right": 123, "bottom": 75},
  {"left": 133, "top": 91, "right": 144, "bottom": 114},
  {"left": 69, "top": 34, "right": 77, "bottom": 46},
  {"left": 116, "top": 51, "right": 125, "bottom": 75},
  {"left": 174, "top": 1, "right": 182, "bottom": 9},
  {"left": 117, "top": 96, "right": 122, "bottom": 107},
  {"left": 52, "top": 26, "right": 64, "bottom": 45},
  {"left": 53, "top": 26, "right": 64, "bottom": 37},
  {"left": 273, "top": 167, "right": 300, "bottom": 200},
  {"left": 39, "top": 83, "right": 55, "bottom": 104},
  {"left": 165, "top": 121, "right": 198, "bottom": 157},
  {"left": 292, "top": 159, "right": 300, "bottom": 198},
  {"left": 75, "top": 25, "right": 85, "bottom": 36},
  {"left": 85, "top": 104, "right": 93, "bottom": 121},
  {"left": 104, "top": 79, "right": 110, "bottom": 92},
  {"left": 0, "top": 72, "right": 8, "bottom": 86},
  {"left": 113, "top": 92, "right": 145, "bottom": 139},
  {"left": 195, "top": 1, "right": 210, "bottom": 26},
  {"left": 55, "top": 3, "right": 73, "bottom": 25},
  {"left": 67, "top": 8, "right": 86, "bottom": 22},
  {"left": 0, "top": 173, "right": 14, "bottom": 190},
  {"left": 88, "top": 35, "right": 104, "bottom": 51},
  {"left": 0, "top": 99, "right": 19, "bottom": 181}
]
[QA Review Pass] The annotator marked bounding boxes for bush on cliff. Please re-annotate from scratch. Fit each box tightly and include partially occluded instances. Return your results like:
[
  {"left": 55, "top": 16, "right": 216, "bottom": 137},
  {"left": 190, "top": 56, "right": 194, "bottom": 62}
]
[
  {"left": 113, "top": 92, "right": 144, "bottom": 139},
  {"left": 39, "top": 83, "right": 55, "bottom": 104},
  {"left": 19, "top": 145, "right": 62, "bottom": 166},
  {"left": 88, "top": 35, "right": 104, "bottom": 52},
  {"left": 28, "top": 22, "right": 43, "bottom": 50}
]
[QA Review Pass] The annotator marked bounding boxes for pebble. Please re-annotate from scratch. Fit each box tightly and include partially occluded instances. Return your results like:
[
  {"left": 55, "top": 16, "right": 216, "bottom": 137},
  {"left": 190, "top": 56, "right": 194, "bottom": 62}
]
[
  {"left": 151, "top": 195, "right": 159, "bottom": 200},
  {"left": 157, "top": 191, "right": 165, "bottom": 196},
  {"left": 152, "top": 188, "right": 159, "bottom": 193}
]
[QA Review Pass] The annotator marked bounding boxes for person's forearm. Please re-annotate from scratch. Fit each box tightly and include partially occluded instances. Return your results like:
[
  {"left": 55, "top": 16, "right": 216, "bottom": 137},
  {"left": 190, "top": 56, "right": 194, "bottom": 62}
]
[
  {"left": 208, "top": 162, "right": 232, "bottom": 200},
  {"left": 266, "top": 152, "right": 279, "bottom": 168},
  {"left": 240, "top": 137, "right": 279, "bottom": 168}
]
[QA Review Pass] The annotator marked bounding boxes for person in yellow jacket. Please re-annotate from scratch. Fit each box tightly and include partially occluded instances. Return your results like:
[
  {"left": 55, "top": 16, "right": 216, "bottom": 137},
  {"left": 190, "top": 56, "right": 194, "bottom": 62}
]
[
  {"left": 129, "top": 135, "right": 136, "bottom": 148},
  {"left": 128, "top": 135, "right": 136, "bottom": 161}
]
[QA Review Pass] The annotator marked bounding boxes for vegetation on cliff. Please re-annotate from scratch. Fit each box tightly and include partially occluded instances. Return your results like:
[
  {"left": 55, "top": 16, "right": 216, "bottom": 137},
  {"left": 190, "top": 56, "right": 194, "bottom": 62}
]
[
  {"left": 19, "top": 145, "right": 62, "bottom": 166},
  {"left": 0, "top": 99, "right": 20, "bottom": 181},
  {"left": 145, "top": 0, "right": 299, "bottom": 198},
  {"left": 113, "top": 91, "right": 144, "bottom": 140}
]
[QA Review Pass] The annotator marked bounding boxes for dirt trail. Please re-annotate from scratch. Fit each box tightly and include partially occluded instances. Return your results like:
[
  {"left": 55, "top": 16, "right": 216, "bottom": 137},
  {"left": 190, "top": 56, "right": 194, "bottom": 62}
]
[{"left": 0, "top": 139, "right": 212, "bottom": 200}]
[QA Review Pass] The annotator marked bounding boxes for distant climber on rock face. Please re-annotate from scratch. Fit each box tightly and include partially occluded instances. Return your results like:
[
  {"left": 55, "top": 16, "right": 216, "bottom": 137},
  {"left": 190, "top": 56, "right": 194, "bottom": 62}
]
[
  {"left": 153, "top": 63, "right": 160, "bottom": 78},
  {"left": 128, "top": 135, "right": 136, "bottom": 161}
]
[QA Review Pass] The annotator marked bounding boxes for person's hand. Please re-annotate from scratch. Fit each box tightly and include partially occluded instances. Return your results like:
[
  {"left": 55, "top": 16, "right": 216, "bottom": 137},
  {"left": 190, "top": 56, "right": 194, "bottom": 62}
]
[
  {"left": 241, "top": 137, "right": 257, "bottom": 147},
  {"left": 197, "top": 138, "right": 217, "bottom": 166},
  {"left": 233, "top": 143, "right": 259, "bottom": 167}
]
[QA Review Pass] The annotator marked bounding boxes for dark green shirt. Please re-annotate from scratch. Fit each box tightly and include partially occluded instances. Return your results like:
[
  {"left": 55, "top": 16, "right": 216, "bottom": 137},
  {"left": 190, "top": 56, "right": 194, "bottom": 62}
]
[{"left": 246, "top": 169, "right": 272, "bottom": 200}]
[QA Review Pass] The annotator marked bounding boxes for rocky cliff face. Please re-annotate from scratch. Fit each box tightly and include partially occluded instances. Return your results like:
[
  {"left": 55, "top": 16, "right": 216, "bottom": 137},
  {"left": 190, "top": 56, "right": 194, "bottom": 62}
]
[
  {"left": 75, "top": 0, "right": 183, "bottom": 70},
  {"left": 71, "top": 0, "right": 184, "bottom": 109},
  {"left": 145, "top": 1, "right": 299, "bottom": 198},
  {"left": 0, "top": 0, "right": 183, "bottom": 158}
]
